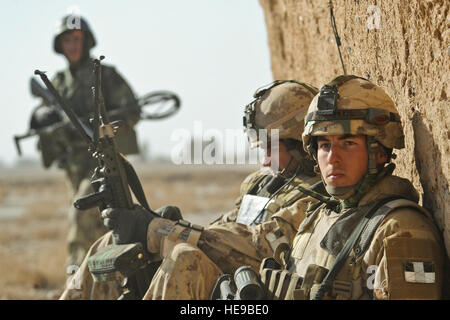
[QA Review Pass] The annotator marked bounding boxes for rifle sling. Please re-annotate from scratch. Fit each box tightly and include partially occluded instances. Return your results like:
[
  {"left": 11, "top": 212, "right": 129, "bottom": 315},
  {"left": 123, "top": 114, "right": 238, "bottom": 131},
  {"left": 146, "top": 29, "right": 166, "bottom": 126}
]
[{"left": 120, "top": 154, "right": 151, "bottom": 212}]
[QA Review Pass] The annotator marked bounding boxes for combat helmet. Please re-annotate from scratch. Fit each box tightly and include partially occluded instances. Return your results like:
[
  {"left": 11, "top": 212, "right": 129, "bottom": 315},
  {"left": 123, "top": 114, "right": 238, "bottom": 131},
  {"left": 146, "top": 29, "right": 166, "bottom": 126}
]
[
  {"left": 243, "top": 80, "right": 318, "bottom": 161},
  {"left": 302, "top": 75, "right": 405, "bottom": 204},
  {"left": 53, "top": 15, "right": 96, "bottom": 54}
]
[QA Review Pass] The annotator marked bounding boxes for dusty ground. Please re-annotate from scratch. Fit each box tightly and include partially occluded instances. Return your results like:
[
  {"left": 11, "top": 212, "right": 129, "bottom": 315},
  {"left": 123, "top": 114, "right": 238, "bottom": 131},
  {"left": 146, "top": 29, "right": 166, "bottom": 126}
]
[{"left": 0, "top": 162, "right": 256, "bottom": 300}]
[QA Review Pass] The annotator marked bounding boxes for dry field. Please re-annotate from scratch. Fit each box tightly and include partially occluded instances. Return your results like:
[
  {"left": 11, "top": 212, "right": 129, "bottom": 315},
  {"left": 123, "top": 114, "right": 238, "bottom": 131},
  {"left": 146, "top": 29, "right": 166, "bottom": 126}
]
[{"left": 0, "top": 161, "right": 256, "bottom": 300}]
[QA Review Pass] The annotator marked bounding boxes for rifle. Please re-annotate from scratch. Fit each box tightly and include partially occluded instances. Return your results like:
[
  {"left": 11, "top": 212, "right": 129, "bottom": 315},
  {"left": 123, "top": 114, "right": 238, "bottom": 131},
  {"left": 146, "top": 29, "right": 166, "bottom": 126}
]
[
  {"left": 13, "top": 75, "right": 181, "bottom": 157},
  {"left": 34, "top": 56, "right": 160, "bottom": 299}
]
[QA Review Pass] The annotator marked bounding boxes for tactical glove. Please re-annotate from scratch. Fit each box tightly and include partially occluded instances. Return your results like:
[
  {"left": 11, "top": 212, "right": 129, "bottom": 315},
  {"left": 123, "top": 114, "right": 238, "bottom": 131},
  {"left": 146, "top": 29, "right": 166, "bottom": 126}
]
[
  {"left": 154, "top": 205, "right": 183, "bottom": 221},
  {"left": 101, "top": 205, "right": 158, "bottom": 248},
  {"left": 30, "top": 106, "right": 62, "bottom": 129}
]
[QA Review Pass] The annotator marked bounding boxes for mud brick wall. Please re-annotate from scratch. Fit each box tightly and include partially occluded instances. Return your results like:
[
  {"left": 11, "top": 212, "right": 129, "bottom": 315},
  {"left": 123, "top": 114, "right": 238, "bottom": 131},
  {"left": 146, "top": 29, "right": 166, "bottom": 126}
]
[{"left": 259, "top": 0, "right": 449, "bottom": 256}]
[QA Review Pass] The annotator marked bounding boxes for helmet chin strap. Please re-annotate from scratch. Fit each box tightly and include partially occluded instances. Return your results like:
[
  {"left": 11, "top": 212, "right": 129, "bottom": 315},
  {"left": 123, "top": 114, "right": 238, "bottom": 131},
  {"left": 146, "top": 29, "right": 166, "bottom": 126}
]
[
  {"left": 325, "top": 184, "right": 356, "bottom": 199},
  {"left": 278, "top": 154, "right": 295, "bottom": 178},
  {"left": 323, "top": 163, "right": 395, "bottom": 212}
]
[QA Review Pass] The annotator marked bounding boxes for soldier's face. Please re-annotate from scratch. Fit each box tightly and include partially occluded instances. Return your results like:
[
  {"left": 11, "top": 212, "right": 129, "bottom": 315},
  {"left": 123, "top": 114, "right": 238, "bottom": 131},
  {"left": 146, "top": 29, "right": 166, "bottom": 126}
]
[
  {"left": 60, "top": 30, "right": 84, "bottom": 64},
  {"left": 262, "top": 141, "right": 295, "bottom": 172},
  {"left": 316, "top": 134, "right": 369, "bottom": 187}
]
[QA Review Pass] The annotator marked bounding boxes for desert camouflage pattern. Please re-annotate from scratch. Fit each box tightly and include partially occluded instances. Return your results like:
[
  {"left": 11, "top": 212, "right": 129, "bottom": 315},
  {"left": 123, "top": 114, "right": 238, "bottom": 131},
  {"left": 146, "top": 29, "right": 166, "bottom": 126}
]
[
  {"left": 59, "top": 196, "right": 308, "bottom": 300},
  {"left": 303, "top": 77, "right": 405, "bottom": 151},
  {"left": 247, "top": 81, "right": 318, "bottom": 148},
  {"left": 140, "top": 167, "right": 318, "bottom": 300},
  {"left": 143, "top": 194, "right": 315, "bottom": 299},
  {"left": 210, "top": 167, "right": 319, "bottom": 226},
  {"left": 284, "top": 174, "right": 444, "bottom": 299},
  {"left": 59, "top": 168, "right": 320, "bottom": 299},
  {"left": 60, "top": 79, "right": 319, "bottom": 299},
  {"left": 143, "top": 242, "right": 223, "bottom": 299}
]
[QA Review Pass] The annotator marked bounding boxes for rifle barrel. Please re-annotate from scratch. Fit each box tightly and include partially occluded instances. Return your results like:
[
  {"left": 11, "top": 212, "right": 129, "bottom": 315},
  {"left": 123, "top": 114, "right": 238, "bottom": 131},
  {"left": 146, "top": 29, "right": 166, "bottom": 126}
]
[{"left": 34, "top": 70, "right": 93, "bottom": 146}]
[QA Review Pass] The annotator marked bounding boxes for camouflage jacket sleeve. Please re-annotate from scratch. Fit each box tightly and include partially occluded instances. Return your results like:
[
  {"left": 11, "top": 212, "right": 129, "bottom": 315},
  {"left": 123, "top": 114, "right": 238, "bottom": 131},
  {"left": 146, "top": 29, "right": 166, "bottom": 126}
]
[
  {"left": 146, "top": 196, "right": 314, "bottom": 274},
  {"left": 102, "top": 66, "right": 140, "bottom": 127},
  {"left": 360, "top": 207, "right": 445, "bottom": 299}
]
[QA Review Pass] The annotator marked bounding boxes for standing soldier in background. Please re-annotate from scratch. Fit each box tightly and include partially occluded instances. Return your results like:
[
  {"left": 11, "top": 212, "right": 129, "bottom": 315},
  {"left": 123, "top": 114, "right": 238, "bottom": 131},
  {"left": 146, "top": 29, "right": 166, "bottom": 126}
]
[{"left": 31, "top": 14, "right": 141, "bottom": 269}]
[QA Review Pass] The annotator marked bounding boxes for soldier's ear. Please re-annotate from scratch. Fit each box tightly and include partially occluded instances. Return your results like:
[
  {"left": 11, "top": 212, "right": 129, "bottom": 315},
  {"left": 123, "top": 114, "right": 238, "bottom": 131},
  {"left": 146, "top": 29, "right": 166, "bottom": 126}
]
[{"left": 376, "top": 144, "right": 388, "bottom": 165}]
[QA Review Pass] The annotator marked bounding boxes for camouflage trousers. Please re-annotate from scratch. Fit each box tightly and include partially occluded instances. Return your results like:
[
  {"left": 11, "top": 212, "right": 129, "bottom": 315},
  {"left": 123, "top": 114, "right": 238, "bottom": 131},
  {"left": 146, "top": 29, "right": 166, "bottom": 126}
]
[
  {"left": 66, "top": 178, "right": 109, "bottom": 268},
  {"left": 60, "top": 236, "right": 222, "bottom": 300}
]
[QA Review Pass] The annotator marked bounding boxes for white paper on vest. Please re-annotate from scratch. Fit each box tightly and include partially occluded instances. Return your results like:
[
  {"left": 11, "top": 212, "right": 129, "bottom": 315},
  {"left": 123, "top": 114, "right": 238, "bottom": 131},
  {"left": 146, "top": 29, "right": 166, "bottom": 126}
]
[{"left": 236, "top": 194, "right": 274, "bottom": 226}]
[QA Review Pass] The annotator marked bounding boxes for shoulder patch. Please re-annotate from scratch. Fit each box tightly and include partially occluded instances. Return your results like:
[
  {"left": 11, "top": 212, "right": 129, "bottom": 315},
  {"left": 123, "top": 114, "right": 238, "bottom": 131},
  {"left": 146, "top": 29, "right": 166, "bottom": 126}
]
[
  {"left": 403, "top": 261, "right": 435, "bottom": 284},
  {"left": 384, "top": 236, "right": 442, "bottom": 299}
]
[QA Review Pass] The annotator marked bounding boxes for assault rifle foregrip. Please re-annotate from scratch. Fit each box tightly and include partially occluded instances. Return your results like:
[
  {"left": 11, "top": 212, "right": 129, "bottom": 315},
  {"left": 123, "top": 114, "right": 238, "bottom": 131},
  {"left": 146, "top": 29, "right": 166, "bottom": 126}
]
[{"left": 74, "top": 188, "right": 108, "bottom": 211}]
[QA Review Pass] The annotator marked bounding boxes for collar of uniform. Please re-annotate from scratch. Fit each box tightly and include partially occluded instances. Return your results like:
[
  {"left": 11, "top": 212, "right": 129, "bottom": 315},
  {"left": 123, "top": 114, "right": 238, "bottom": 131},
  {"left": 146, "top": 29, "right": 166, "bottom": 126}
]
[{"left": 356, "top": 175, "right": 420, "bottom": 207}]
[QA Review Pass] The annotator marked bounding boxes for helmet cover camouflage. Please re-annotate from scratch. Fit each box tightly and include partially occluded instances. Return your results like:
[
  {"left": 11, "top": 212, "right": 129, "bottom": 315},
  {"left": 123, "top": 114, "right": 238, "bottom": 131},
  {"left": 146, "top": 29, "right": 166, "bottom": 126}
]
[
  {"left": 302, "top": 75, "right": 405, "bottom": 154},
  {"left": 244, "top": 80, "right": 318, "bottom": 148}
]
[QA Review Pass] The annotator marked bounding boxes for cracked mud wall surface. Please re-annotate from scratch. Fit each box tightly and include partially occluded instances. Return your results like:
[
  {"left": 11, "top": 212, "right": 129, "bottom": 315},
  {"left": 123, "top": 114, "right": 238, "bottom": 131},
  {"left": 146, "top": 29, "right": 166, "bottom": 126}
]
[{"left": 259, "top": 0, "right": 449, "bottom": 256}]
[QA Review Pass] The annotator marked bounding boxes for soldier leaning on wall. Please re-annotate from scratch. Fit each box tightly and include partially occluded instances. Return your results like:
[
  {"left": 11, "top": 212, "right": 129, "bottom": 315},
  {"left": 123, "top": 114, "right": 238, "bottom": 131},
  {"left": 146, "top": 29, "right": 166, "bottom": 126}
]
[{"left": 245, "top": 75, "right": 447, "bottom": 300}]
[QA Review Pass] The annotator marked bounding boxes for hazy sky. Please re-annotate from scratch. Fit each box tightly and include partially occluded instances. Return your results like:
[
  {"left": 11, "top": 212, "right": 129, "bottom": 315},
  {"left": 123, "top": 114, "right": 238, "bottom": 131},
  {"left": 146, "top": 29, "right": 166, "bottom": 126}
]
[{"left": 0, "top": 0, "right": 273, "bottom": 167}]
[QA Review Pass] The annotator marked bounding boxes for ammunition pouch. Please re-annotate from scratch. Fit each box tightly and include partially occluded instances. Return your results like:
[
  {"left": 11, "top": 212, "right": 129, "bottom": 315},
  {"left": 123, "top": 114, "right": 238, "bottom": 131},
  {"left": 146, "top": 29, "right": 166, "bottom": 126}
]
[
  {"left": 259, "top": 257, "right": 301, "bottom": 300},
  {"left": 38, "top": 132, "right": 59, "bottom": 168},
  {"left": 87, "top": 242, "right": 160, "bottom": 299},
  {"left": 88, "top": 242, "right": 151, "bottom": 281},
  {"left": 259, "top": 259, "right": 330, "bottom": 300}
]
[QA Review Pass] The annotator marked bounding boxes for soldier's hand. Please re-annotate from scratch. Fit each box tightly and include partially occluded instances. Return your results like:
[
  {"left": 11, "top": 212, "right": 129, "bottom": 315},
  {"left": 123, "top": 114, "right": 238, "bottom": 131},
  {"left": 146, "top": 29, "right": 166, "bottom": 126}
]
[
  {"left": 101, "top": 205, "right": 157, "bottom": 247},
  {"left": 30, "top": 106, "right": 63, "bottom": 130},
  {"left": 154, "top": 205, "right": 183, "bottom": 221}
]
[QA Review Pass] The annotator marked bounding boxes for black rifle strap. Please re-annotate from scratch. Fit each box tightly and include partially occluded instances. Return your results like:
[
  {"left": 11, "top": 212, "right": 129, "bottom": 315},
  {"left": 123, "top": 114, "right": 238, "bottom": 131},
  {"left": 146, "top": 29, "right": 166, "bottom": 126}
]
[
  {"left": 120, "top": 154, "right": 152, "bottom": 212},
  {"left": 311, "top": 196, "right": 403, "bottom": 300}
]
